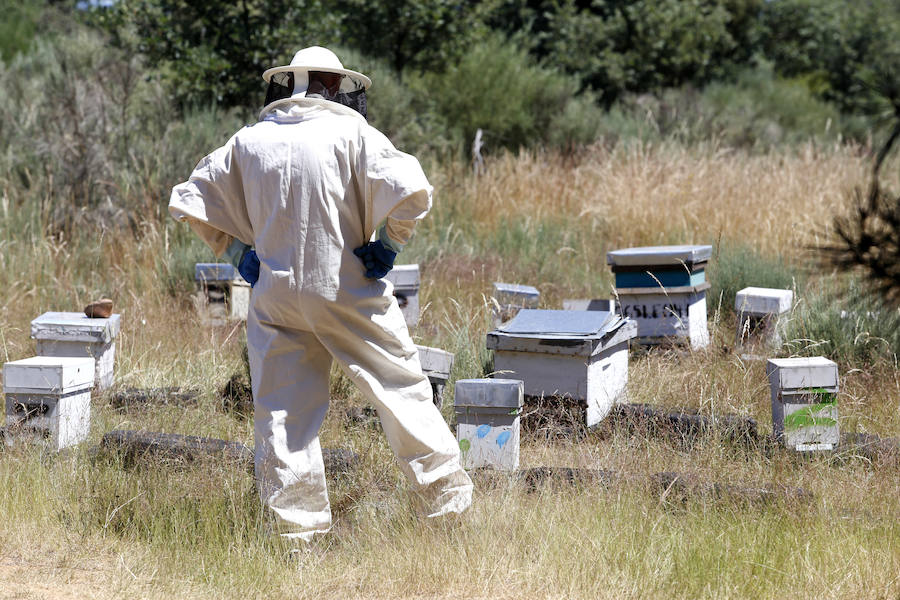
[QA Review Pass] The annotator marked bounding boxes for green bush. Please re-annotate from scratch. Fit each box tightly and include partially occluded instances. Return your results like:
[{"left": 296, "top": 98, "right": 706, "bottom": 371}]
[
  {"left": 416, "top": 34, "right": 605, "bottom": 155},
  {"left": 783, "top": 278, "right": 900, "bottom": 364},
  {"left": 595, "top": 65, "right": 855, "bottom": 148},
  {"left": 707, "top": 242, "right": 799, "bottom": 317}
]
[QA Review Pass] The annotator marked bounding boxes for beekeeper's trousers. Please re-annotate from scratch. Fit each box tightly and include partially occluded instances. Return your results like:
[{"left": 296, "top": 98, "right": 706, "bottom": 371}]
[{"left": 247, "top": 289, "right": 472, "bottom": 541}]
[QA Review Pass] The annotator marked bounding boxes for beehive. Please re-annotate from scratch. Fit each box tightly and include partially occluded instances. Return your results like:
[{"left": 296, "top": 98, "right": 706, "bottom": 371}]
[
  {"left": 486, "top": 309, "right": 637, "bottom": 427},
  {"left": 766, "top": 357, "right": 839, "bottom": 451},
  {"left": 195, "top": 263, "right": 251, "bottom": 323},
  {"left": 492, "top": 282, "right": 540, "bottom": 328},
  {"left": 735, "top": 287, "right": 793, "bottom": 348},
  {"left": 31, "top": 311, "right": 121, "bottom": 390},
  {"left": 385, "top": 264, "right": 420, "bottom": 329},
  {"left": 607, "top": 245, "right": 712, "bottom": 349},
  {"left": 4, "top": 356, "right": 94, "bottom": 450},
  {"left": 454, "top": 378, "right": 523, "bottom": 471},
  {"left": 416, "top": 345, "right": 454, "bottom": 408}
]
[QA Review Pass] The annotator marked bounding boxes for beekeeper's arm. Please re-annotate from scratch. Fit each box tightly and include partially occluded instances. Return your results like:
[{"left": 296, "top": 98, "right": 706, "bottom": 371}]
[
  {"left": 168, "top": 133, "right": 254, "bottom": 257},
  {"left": 361, "top": 125, "right": 433, "bottom": 251}
]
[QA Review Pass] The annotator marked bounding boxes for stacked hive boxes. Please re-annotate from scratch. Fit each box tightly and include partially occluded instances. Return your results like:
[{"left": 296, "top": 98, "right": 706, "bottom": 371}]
[
  {"left": 607, "top": 245, "right": 712, "bottom": 349},
  {"left": 486, "top": 309, "right": 637, "bottom": 427},
  {"left": 4, "top": 356, "right": 94, "bottom": 450},
  {"left": 31, "top": 311, "right": 121, "bottom": 390},
  {"left": 195, "top": 263, "right": 251, "bottom": 323}
]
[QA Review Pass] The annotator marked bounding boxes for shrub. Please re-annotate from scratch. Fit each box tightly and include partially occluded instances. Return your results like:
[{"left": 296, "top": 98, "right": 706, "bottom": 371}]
[{"left": 707, "top": 241, "right": 799, "bottom": 317}]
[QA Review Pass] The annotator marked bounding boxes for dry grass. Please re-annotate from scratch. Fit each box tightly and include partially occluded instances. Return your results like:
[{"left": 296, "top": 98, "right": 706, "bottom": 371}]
[{"left": 1, "top": 142, "right": 899, "bottom": 599}]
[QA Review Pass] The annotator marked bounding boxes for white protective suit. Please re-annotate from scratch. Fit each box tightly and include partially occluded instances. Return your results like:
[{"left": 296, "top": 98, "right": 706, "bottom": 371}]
[{"left": 169, "top": 95, "right": 472, "bottom": 541}]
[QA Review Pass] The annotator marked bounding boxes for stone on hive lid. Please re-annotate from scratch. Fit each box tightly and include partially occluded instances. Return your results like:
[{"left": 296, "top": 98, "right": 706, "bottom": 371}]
[{"left": 606, "top": 245, "right": 713, "bottom": 267}]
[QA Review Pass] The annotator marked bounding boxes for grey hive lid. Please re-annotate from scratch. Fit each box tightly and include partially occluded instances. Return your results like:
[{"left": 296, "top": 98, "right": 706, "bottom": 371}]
[
  {"left": 606, "top": 245, "right": 713, "bottom": 266},
  {"left": 499, "top": 309, "right": 615, "bottom": 336},
  {"left": 31, "top": 311, "right": 122, "bottom": 342},
  {"left": 493, "top": 282, "right": 540, "bottom": 297}
]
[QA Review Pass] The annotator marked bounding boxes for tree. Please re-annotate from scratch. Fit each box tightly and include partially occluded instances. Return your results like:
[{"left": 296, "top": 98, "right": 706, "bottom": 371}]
[{"left": 94, "top": 0, "right": 340, "bottom": 109}]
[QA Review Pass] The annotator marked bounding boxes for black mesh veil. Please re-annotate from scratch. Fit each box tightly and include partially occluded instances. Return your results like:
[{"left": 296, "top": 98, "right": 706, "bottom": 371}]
[{"left": 263, "top": 71, "right": 368, "bottom": 120}]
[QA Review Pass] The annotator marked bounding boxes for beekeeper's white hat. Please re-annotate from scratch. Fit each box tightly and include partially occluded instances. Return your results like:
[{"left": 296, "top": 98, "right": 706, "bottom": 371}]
[{"left": 262, "top": 46, "right": 371, "bottom": 92}]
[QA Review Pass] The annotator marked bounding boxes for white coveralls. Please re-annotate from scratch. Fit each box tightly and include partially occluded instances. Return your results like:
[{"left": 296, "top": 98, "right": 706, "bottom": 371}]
[{"left": 169, "top": 98, "right": 473, "bottom": 540}]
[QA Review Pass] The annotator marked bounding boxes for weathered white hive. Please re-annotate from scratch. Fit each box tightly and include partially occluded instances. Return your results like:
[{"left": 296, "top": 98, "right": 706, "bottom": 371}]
[
  {"left": 195, "top": 263, "right": 251, "bottom": 323},
  {"left": 486, "top": 309, "right": 637, "bottom": 427},
  {"left": 454, "top": 378, "right": 523, "bottom": 470},
  {"left": 735, "top": 287, "right": 793, "bottom": 347},
  {"left": 31, "top": 312, "right": 121, "bottom": 390},
  {"left": 607, "top": 245, "right": 712, "bottom": 349},
  {"left": 4, "top": 356, "right": 94, "bottom": 450},
  {"left": 766, "top": 357, "right": 839, "bottom": 451},
  {"left": 385, "top": 264, "right": 420, "bottom": 329},
  {"left": 492, "top": 282, "right": 540, "bottom": 328},
  {"left": 416, "top": 345, "right": 454, "bottom": 408}
]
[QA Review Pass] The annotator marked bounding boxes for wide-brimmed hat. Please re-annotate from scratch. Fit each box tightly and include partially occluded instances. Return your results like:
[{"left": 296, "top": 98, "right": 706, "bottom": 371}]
[{"left": 262, "top": 46, "right": 371, "bottom": 91}]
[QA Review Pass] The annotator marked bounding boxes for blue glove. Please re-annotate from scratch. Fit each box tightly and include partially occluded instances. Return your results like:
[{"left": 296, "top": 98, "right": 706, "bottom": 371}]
[
  {"left": 238, "top": 249, "right": 260, "bottom": 287},
  {"left": 353, "top": 240, "right": 397, "bottom": 279}
]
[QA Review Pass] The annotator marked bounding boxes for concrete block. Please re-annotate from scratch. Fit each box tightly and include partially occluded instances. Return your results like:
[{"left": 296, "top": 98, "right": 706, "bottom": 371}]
[
  {"left": 31, "top": 312, "right": 121, "bottom": 390},
  {"left": 487, "top": 310, "right": 638, "bottom": 427},
  {"left": 4, "top": 356, "right": 94, "bottom": 450},
  {"left": 416, "top": 345, "right": 454, "bottom": 408},
  {"left": 385, "top": 264, "right": 420, "bottom": 329},
  {"left": 767, "top": 357, "right": 839, "bottom": 451},
  {"left": 454, "top": 379, "right": 523, "bottom": 471}
]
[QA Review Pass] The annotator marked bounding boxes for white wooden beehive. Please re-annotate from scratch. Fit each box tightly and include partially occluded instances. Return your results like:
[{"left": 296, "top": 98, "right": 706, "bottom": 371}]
[
  {"left": 195, "top": 263, "right": 251, "bottom": 323},
  {"left": 608, "top": 245, "right": 712, "bottom": 349},
  {"left": 492, "top": 282, "right": 540, "bottom": 328},
  {"left": 454, "top": 378, "right": 523, "bottom": 471},
  {"left": 385, "top": 264, "right": 420, "bottom": 329},
  {"left": 4, "top": 356, "right": 94, "bottom": 450},
  {"left": 735, "top": 287, "right": 793, "bottom": 348},
  {"left": 416, "top": 345, "right": 454, "bottom": 408},
  {"left": 31, "top": 312, "right": 121, "bottom": 390},
  {"left": 486, "top": 309, "right": 637, "bottom": 428},
  {"left": 562, "top": 298, "right": 616, "bottom": 312},
  {"left": 766, "top": 357, "right": 839, "bottom": 451}
]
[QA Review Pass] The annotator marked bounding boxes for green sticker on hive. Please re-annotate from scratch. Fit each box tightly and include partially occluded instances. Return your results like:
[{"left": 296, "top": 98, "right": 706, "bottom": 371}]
[{"left": 459, "top": 438, "right": 471, "bottom": 452}]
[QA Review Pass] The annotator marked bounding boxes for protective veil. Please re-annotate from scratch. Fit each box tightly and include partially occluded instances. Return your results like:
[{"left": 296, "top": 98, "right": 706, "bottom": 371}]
[{"left": 169, "top": 95, "right": 472, "bottom": 540}]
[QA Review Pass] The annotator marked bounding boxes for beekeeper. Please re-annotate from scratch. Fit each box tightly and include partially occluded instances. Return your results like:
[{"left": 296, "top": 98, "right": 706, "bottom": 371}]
[{"left": 169, "top": 46, "right": 472, "bottom": 542}]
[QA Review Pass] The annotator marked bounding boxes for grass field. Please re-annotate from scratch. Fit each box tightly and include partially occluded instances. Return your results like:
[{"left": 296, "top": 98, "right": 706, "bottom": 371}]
[{"left": 1, "top": 142, "right": 899, "bottom": 599}]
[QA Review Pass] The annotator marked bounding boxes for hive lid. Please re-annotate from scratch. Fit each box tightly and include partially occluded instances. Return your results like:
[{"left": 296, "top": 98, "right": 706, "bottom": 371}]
[
  {"left": 499, "top": 309, "right": 615, "bottom": 336},
  {"left": 3, "top": 356, "right": 95, "bottom": 393},
  {"left": 767, "top": 357, "right": 838, "bottom": 390},
  {"left": 606, "top": 245, "right": 713, "bottom": 267},
  {"left": 454, "top": 378, "right": 523, "bottom": 408},
  {"left": 31, "top": 311, "right": 122, "bottom": 343},
  {"left": 735, "top": 287, "right": 793, "bottom": 315},
  {"left": 385, "top": 264, "right": 420, "bottom": 288},
  {"left": 493, "top": 282, "right": 540, "bottom": 298}
]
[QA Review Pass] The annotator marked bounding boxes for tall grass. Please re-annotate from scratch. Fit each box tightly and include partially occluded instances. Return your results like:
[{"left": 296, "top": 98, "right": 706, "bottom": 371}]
[{"left": 3, "top": 135, "right": 900, "bottom": 597}]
